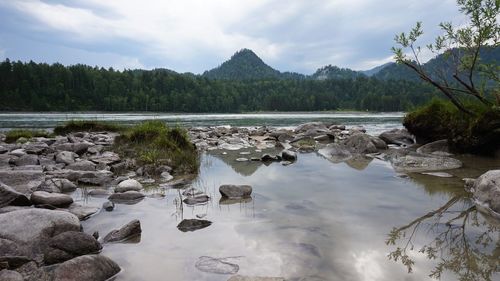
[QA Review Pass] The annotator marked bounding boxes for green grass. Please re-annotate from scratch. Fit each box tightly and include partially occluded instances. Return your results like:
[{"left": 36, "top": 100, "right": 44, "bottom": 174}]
[
  {"left": 5, "top": 129, "right": 51, "bottom": 143},
  {"left": 54, "top": 120, "right": 125, "bottom": 135},
  {"left": 114, "top": 120, "right": 199, "bottom": 174}
]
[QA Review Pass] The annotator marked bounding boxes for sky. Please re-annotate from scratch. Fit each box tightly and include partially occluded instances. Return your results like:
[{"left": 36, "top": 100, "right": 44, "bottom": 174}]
[{"left": 0, "top": 0, "right": 466, "bottom": 74}]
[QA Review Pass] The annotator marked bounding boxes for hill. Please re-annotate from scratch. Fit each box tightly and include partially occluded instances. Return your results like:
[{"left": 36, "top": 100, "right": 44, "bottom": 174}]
[{"left": 311, "top": 65, "right": 363, "bottom": 80}]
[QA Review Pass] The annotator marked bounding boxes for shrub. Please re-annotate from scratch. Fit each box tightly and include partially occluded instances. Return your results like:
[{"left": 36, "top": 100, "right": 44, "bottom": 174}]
[
  {"left": 5, "top": 129, "right": 51, "bottom": 143},
  {"left": 54, "top": 120, "right": 124, "bottom": 135}
]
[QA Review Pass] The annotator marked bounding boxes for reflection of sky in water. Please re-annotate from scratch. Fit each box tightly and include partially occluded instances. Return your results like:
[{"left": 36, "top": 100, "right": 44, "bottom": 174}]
[{"left": 78, "top": 153, "right": 499, "bottom": 281}]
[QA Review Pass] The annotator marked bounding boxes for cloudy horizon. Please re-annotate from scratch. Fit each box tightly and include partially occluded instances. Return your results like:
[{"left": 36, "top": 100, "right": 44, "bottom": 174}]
[{"left": 0, "top": 0, "right": 466, "bottom": 74}]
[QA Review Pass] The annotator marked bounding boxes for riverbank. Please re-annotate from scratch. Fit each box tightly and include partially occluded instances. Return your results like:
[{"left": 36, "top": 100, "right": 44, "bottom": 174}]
[{"left": 0, "top": 121, "right": 498, "bottom": 281}]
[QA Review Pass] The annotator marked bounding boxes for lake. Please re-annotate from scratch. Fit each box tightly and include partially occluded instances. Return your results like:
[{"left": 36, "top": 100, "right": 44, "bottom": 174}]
[{"left": 1, "top": 112, "right": 498, "bottom": 281}]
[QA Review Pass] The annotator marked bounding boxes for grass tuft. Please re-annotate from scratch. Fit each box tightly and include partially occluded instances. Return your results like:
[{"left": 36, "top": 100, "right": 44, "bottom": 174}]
[{"left": 54, "top": 120, "right": 125, "bottom": 135}]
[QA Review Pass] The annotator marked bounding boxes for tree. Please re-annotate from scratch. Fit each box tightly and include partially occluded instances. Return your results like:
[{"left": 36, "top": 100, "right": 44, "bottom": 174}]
[{"left": 392, "top": 0, "right": 500, "bottom": 115}]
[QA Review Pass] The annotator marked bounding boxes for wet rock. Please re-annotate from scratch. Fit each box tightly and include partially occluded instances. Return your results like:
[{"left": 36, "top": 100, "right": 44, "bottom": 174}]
[
  {"left": 160, "top": 171, "right": 173, "bottom": 181},
  {"left": 219, "top": 185, "right": 252, "bottom": 199},
  {"left": 12, "top": 154, "right": 39, "bottom": 166},
  {"left": 39, "top": 178, "right": 77, "bottom": 193},
  {"left": 0, "top": 170, "right": 44, "bottom": 194},
  {"left": 50, "top": 254, "right": 120, "bottom": 281},
  {"left": 89, "top": 151, "right": 120, "bottom": 165},
  {"left": 379, "top": 129, "right": 414, "bottom": 146},
  {"left": 195, "top": 256, "right": 238, "bottom": 274},
  {"left": 219, "top": 197, "right": 253, "bottom": 205},
  {"left": 261, "top": 154, "right": 281, "bottom": 162},
  {"left": 370, "top": 136, "right": 388, "bottom": 150},
  {"left": 472, "top": 170, "right": 500, "bottom": 215},
  {"left": 67, "top": 204, "right": 99, "bottom": 220},
  {"left": 0, "top": 145, "right": 7, "bottom": 154},
  {"left": 421, "top": 172, "right": 454, "bottom": 178},
  {"left": 177, "top": 219, "right": 212, "bottom": 232},
  {"left": 281, "top": 150, "right": 297, "bottom": 161},
  {"left": 30, "top": 191, "right": 73, "bottom": 207},
  {"left": 72, "top": 141, "right": 93, "bottom": 155},
  {"left": 87, "top": 189, "right": 111, "bottom": 197},
  {"left": 391, "top": 153, "right": 462, "bottom": 172},
  {"left": 0, "top": 182, "right": 31, "bottom": 207},
  {"left": 343, "top": 133, "right": 378, "bottom": 154},
  {"left": 318, "top": 143, "right": 352, "bottom": 163},
  {"left": 0, "top": 270, "right": 24, "bottom": 281},
  {"left": 55, "top": 151, "right": 76, "bottom": 165},
  {"left": 228, "top": 276, "right": 285, "bottom": 281},
  {"left": 108, "top": 191, "right": 145, "bottom": 203},
  {"left": 295, "top": 122, "right": 327, "bottom": 133},
  {"left": 183, "top": 195, "right": 210, "bottom": 205},
  {"left": 43, "top": 231, "right": 102, "bottom": 265},
  {"left": 115, "top": 179, "right": 142, "bottom": 193},
  {"left": 9, "top": 149, "right": 26, "bottom": 157},
  {"left": 103, "top": 220, "right": 141, "bottom": 243},
  {"left": 66, "top": 160, "right": 96, "bottom": 171},
  {"left": 182, "top": 188, "right": 204, "bottom": 197},
  {"left": 416, "top": 139, "right": 451, "bottom": 155},
  {"left": 103, "top": 201, "right": 114, "bottom": 211}
]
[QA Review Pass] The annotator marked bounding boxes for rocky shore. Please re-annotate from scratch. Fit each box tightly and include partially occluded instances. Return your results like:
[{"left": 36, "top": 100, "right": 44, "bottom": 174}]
[{"left": 0, "top": 121, "right": 498, "bottom": 280}]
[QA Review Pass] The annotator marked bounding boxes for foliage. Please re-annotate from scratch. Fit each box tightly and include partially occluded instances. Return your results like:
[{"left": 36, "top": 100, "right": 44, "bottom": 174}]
[
  {"left": 114, "top": 121, "right": 198, "bottom": 173},
  {"left": 4, "top": 129, "right": 51, "bottom": 143},
  {"left": 392, "top": 0, "right": 499, "bottom": 115},
  {"left": 53, "top": 120, "right": 125, "bottom": 135}
]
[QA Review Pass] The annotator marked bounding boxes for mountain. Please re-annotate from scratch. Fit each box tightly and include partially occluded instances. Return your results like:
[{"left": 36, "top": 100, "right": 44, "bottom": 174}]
[
  {"left": 360, "top": 62, "right": 394, "bottom": 77},
  {"left": 202, "top": 49, "right": 305, "bottom": 80},
  {"left": 311, "top": 65, "right": 363, "bottom": 80}
]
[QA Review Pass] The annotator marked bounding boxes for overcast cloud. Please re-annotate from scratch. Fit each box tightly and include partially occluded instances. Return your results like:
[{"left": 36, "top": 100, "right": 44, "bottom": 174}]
[{"left": 0, "top": 0, "right": 465, "bottom": 73}]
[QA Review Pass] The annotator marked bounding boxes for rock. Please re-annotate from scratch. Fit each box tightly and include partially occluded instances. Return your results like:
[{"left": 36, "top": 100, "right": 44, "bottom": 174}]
[
  {"left": 421, "top": 172, "right": 454, "bottom": 178},
  {"left": 261, "top": 154, "right": 281, "bottom": 162},
  {"left": 30, "top": 191, "right": 73, "bottom": 207},
  {"left": 195, "top": 256, "right": 239, "bottom": 274},
  {"left": 51, "top": 254, "right": 120, "bottom": 281},
  {"left": 472, "top": 170, "right": 500, "bottom": 215},
  {"left": 281, "top": 150, "right": 297, "bottom": 161},
  {"left": 379, "top": 129, "right": 414, "bottom": 145},
  {"left": 343, "top": 133, "right": 378, "bottom": 154},
  {"left": 103, "top": 201, "right": 114, "bottom": 211},
  {"left": 108, "top": 191, "right": 145, "bottom": 203},
  {"left": 177, "top": 219, "right": 212, "bottom": 232},
  {"left": 39, "top": 179, "right": 77, "bottom": 193},
  {"left": 0, "top": 270, "right": 24, "bottom": 281},
  {"left": 235, "top": 157, "right": 249, "bottom": 162},
  {"left": 89, "top": 151, "right": 120, "bottom": 165},
  {"left": 318, "top": 143, "right": 352, "bottom": 163},
  {"left": 87, "top": 189, "right": 111, "bottom": 197},
  {"left": 183, "top": 195, "right": 210, "bottom": 205},
  {"left": 43, "top": 231, "right": 102, "bottom": 265},
  {"left": 391, "top": 153, "right": 462, "bottom": 172},
  {"left": 0, "top": 145, "right": 7, "bottom": 154},
  {"left": 103, "top": 220, "right": 141, "bottom": 243},
  {"left": 0, "top": 209, "right": 80, "bottom": 260},
  {"left": 295, "top": 122, "right": 327, "bottom": 133},
  {"left": 219, "top": 185, "right": 252, "bottom": 199},
  {"left": 66, "top": 160, "right": 96, "bottom": 171},
  {"left": 55, "top": 151, "right": 76, "bottom": 165},
  {"left": 369, "top": 136, "right": 388, "bottom": 150},
  {"left": 0, "top": 182, "right": 31, "bottom": 207},
  {"left": 72, "top": 142, "right": 93, "bottom": 155},
  {"left": 182, "top": 188, "right": 204, "bottom": 197},
  {"left": 67, "top": 204, "right": 99, "bottom": 220},
  {"left": 416, "top": 139, "right": 450, "bottom": 154},
  {"left": 0, "top": 170, "right": 44, "bottom": 194},
  {"left": 160, "top": 171, "right": 173, "bottom": 181},
  {"left": 115, "top": 179, "right": 142, "bottom": 193},
  {"left": 12, "top": 154, "right": 39, "bottom": 166},
  {"left": 9, "top": 149, "right": 26, "bottom": 157},
  {"left": 228, "top": 276, "right": 285, "bottom": 281}
]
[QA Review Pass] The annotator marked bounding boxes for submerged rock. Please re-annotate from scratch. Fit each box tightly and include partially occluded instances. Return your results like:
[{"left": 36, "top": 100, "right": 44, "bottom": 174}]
[
  {"left": 0, "top": 270, "right": 24, "bottom": 281},
  {"left": 281, "top": 150, "right": 297, "bottom": 161},
  {"left": 30, "top": 191, "right": 73, "bottom": 207},
  {"left": 416, "top": 139, "right": 451, "bottom": 155},
  {"left": 379, "top": 129, "right": 414, "bottom": 146},
  {"left": 195, "top": 256, "right": 239, "bottom": 274},
  {"left": 108, "top": 191, "right": 145, "bottom": 203},
  {"left": 183, "top": 195, "right": 210, "bottom": 205},
  {"left": 103, "top": 219, "right": 142, "bottom": 243},
  {"left": 219, "top": 185, "right": 252, "bottom": 199},
  {"left": 317, "top": 143, "right": 352, "bottom": 163},
  {"left": 390, "top": 153, "right": 462, "bottom": 172},
  {"left": 50, "top": 254, "right": 120, "bottom": 281},
  {"left": 472, "top": 170, "right": 500, "bottom": 216},
  {"left": 177, "top": 219, "right": 212, "bottom": 232}
]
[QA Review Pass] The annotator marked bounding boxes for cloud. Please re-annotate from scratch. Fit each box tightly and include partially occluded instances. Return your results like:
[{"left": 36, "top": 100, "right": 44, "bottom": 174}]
[{"left": 0, "top": 0, "right": 465, "bottom": 73}]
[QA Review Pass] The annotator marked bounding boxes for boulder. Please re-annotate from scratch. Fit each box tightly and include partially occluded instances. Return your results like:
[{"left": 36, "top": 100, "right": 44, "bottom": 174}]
[
  {"left": 343, "top": 133, "right": 378, "bottom": 154},
  {"left": 379, "top": 129, "right": 414, "bottom": 146},
  {"left": 0, "top": 270, "right": 24, "bottom": 281},
  {"left": 219, "top": 185, "right": 252, "bottom": 199},
  {"left": 108, "top": 191, "right": 145, "bottom": 203},
  {"left": 66, "top": 160, "right": 96, "bottom": 171},
  {"left": 89, "top": 152, "right": 120, "bottom": 165},
  {"left": 67, "top": 204, "right": 99, "bottom": 220},
  {"left": 55, "top": 151, "right": 76, "bottom": 165},
  {"left": 317, "top": 143, "right": 352, "bottom": 163},
  {"left": 103, "top": 201, "right": 114, "bottom": 212},
  {"left": 281, "top": 150, "right": 297, "bottom": 161},
  {"left": 183, "top": 195, "right": 210, "bottom": 205},
  {"left": 472, "top": 170, "right": 500, "bottom": 215},
  {"left": 177, "top": 219, "right": 212, "bottom": 232},
  {"left": 103, "top": 220, "right": 141, "bottom": 243},
  {"left": 369, "top": 136, "right": 388, "bottom": 150},
  {"left": 0, "top": 182, "right": 31, "bottom": 207},
  {"left": 72, "top": 142, "right": 93, "bottom": 155},
  {"left": 391, "top": 153, "right": 462, "bottom": 172},
  {"left": 115, "top": 179, "right": 143, "bottom": 193},
  {"left": 295, "top": 122, "right": 327, "bottom": 133},
  {"left": 0, "top": 170, "right": 44, "bottom": 194},
  {"left": 43, "top": 231, "right": 102, "bottom": 265},
  {"left": 9, "top": 149, "right": 26, "bottom": 157},
  {"left": 39, "top": 179, "right": 77, "bottom": 193},
  {"left": 12, "top": 154, "right": 39, "bottom": 166},
  {"left": 416, "top": 139, "right": 451, "bottom": 155},
  {"left": 51, "top": 254, "right": 120, "bottom": 281},
  {"left": 30, "top": 191, "right": 73, "bottom": 207}
]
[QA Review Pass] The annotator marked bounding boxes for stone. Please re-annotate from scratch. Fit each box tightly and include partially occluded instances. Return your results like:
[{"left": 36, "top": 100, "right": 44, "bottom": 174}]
[
  {"left": 0, "top": 182, "right": 31, "bottom": 207},
  {"left": 219, "top": 185, "right": 252, "bottom": 198},
  {"left": 318, "top": 143, "right": 352, "bottom": 163},
  {"left": 391, "top": 153, "right": 462, "bottom": 172},
  {"left": 416, "top": 139, "right": 450, "bottom": 154},
  {"left": 0, "top": 145, "right": 7, "bottom": 154},
  {"left": 87, "top": 189, "right": 111, "bottom": 197},
  {"left": 236, "top": 158, "right": 249, "bottom": 162},
  {"left": 89, "top": 151, "right": 120, "bottom": 165},
  {"left": 67, "top": 204, "right": 99, "bottom": 220},
  {"left": 379, "top": 129, "right": 414, "bottom": 145},
  {"left": 0, "top": 170, "right": 44, "bottom": 194},
  {"left": 31, "top": 191, "right": 73, "bottom": 207},
  {"left": 472, "top": 170, "right": 500, "bottom": 215},
  {"left": 55, "top": 151, "right": 76, "bottom": 165},
  {"left": 195, "top": 256, "right": 239, "bottom": 274},
  {"left": 12, "top": 154, "right": 39, "bottom": 166},
  {"left": 103, "top": 201, "right": 114, "bottom": 211},
  {"left": 51, "top": 254, "right": 121, "bottom": 281},
  {"left": 108, "top": 191, "right": 145, "bottom": 203},
  {"left": 228, "top": 276, "right": 285, "bottom": 281},
  {"left": 183, "top": 195, "right": 210, "bottom": 205},
  {"left": 72, "top": 141, "right": 93, "bottom": 155},
  {"left": 103, "top": 220, "right": 141, "bottom": 243},
  {"left": 0, "top": 270, "right": 24, "bottom": 281},
  {"left": 177, "top": 219, "right": 212, "bottom": 232},
  {"left": 370, "top": 136, "right": 388, "bottom": 150},
  {"left": 39, "top": 178, "right": 77, "bottom": 193},
  {"left": 281, "top": 150, "right": 297, "bottom": 161},
  {"left": 43, "top": 231, "right": 102, "bottom": 265},
  {"left": 66, "top": 160, "right": 96, "bottom": 171},
  {"left": 295, "top": 122, "right": 327, "bottom": 133},
  {"left": 421, "top": 172, "right": 454, "bottom": 178},
  {"left": 160, "top": 171, "right": 173, "bottom": 181},
  {"left": 261, "top": 154, "right": 281, "bottom": 162},
  {"left": 9, "top": 149, "right": 26, "bottom": 157},
  {"left": 343, "top": 133, "right": 378, "bottom": 154},
  {"left": 182, "top": 188, "right": 204, "bottom": 197},
  {"left": 115, "top": 179, "right": 142, "bottom": 193}
]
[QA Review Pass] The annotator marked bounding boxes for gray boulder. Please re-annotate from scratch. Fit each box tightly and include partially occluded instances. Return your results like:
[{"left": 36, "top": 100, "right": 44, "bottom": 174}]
[
  {"left": 50, "top": 254, "right": 120, "bottom": 281},
  {"left": 391, "top": 153, "right": 462, "bottom": 172},
  {"left": 89, "top": 152, "right": 120, "bottom": 165},
  {"left": 343, "top": 133, "right": 378, "bottom": 154},
  {"left": 183, "top": 195, "right": 210, "bottom": 205},
  {"left": 66, "top": 160, "right": 96, "bottom": 171},
  {"left": 416, "top": 139, "right": 451, "bottom": 155},
  {"left": 317, "top": 143, "right": 352, "bottom": 163},
  {"left": 472, "top": 170, "right": 500, "bottom": 216},
  {"left": 103, "top": 201, "right": 114, "bottom": 211},
  {"left": 0, "top": 270, "right": 24, "bottom": 281},
  {"left": 0, "top": 182, "right": 31, "bottom": 207},
  {"left": 281, "top": 150, "right": 297, "bottom": 161},
  {"left": 12, "top": 154, "right": 39, "bottom": 166},
  {"left": 379, "top": 129, "right": 414, "bottom": 145},
  {"left": 108, "top": 191, "right": 145, "bottom": 203},
  {"left": 295, "top": 122, "right": 327, "bottom": 133},
  {"left": 55, "top": 151, "right": 76, "bottom": 165},
  {"left": 67, "top": 204, "right": 99, "bottom": 221},
  {"left": 103, "top": 219, "right": 141, "bottom": 243},
  {"left": 43, "top": 231, "right": 102, "bottom": 265},
  {"left": 219, "top": 185, "right": 252, "bottom": 199},
  {"left": 115, "top": 179, "right": 142, "bottom": 193},
  {"left": 0, "top": 170, "right": 44, "bottom": 194},
  {"left": 177, "top": 219, "right": 212, "bottom": 232},
  {"left": 30, "top": 191, "right": 73, "bottom": 207}
]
